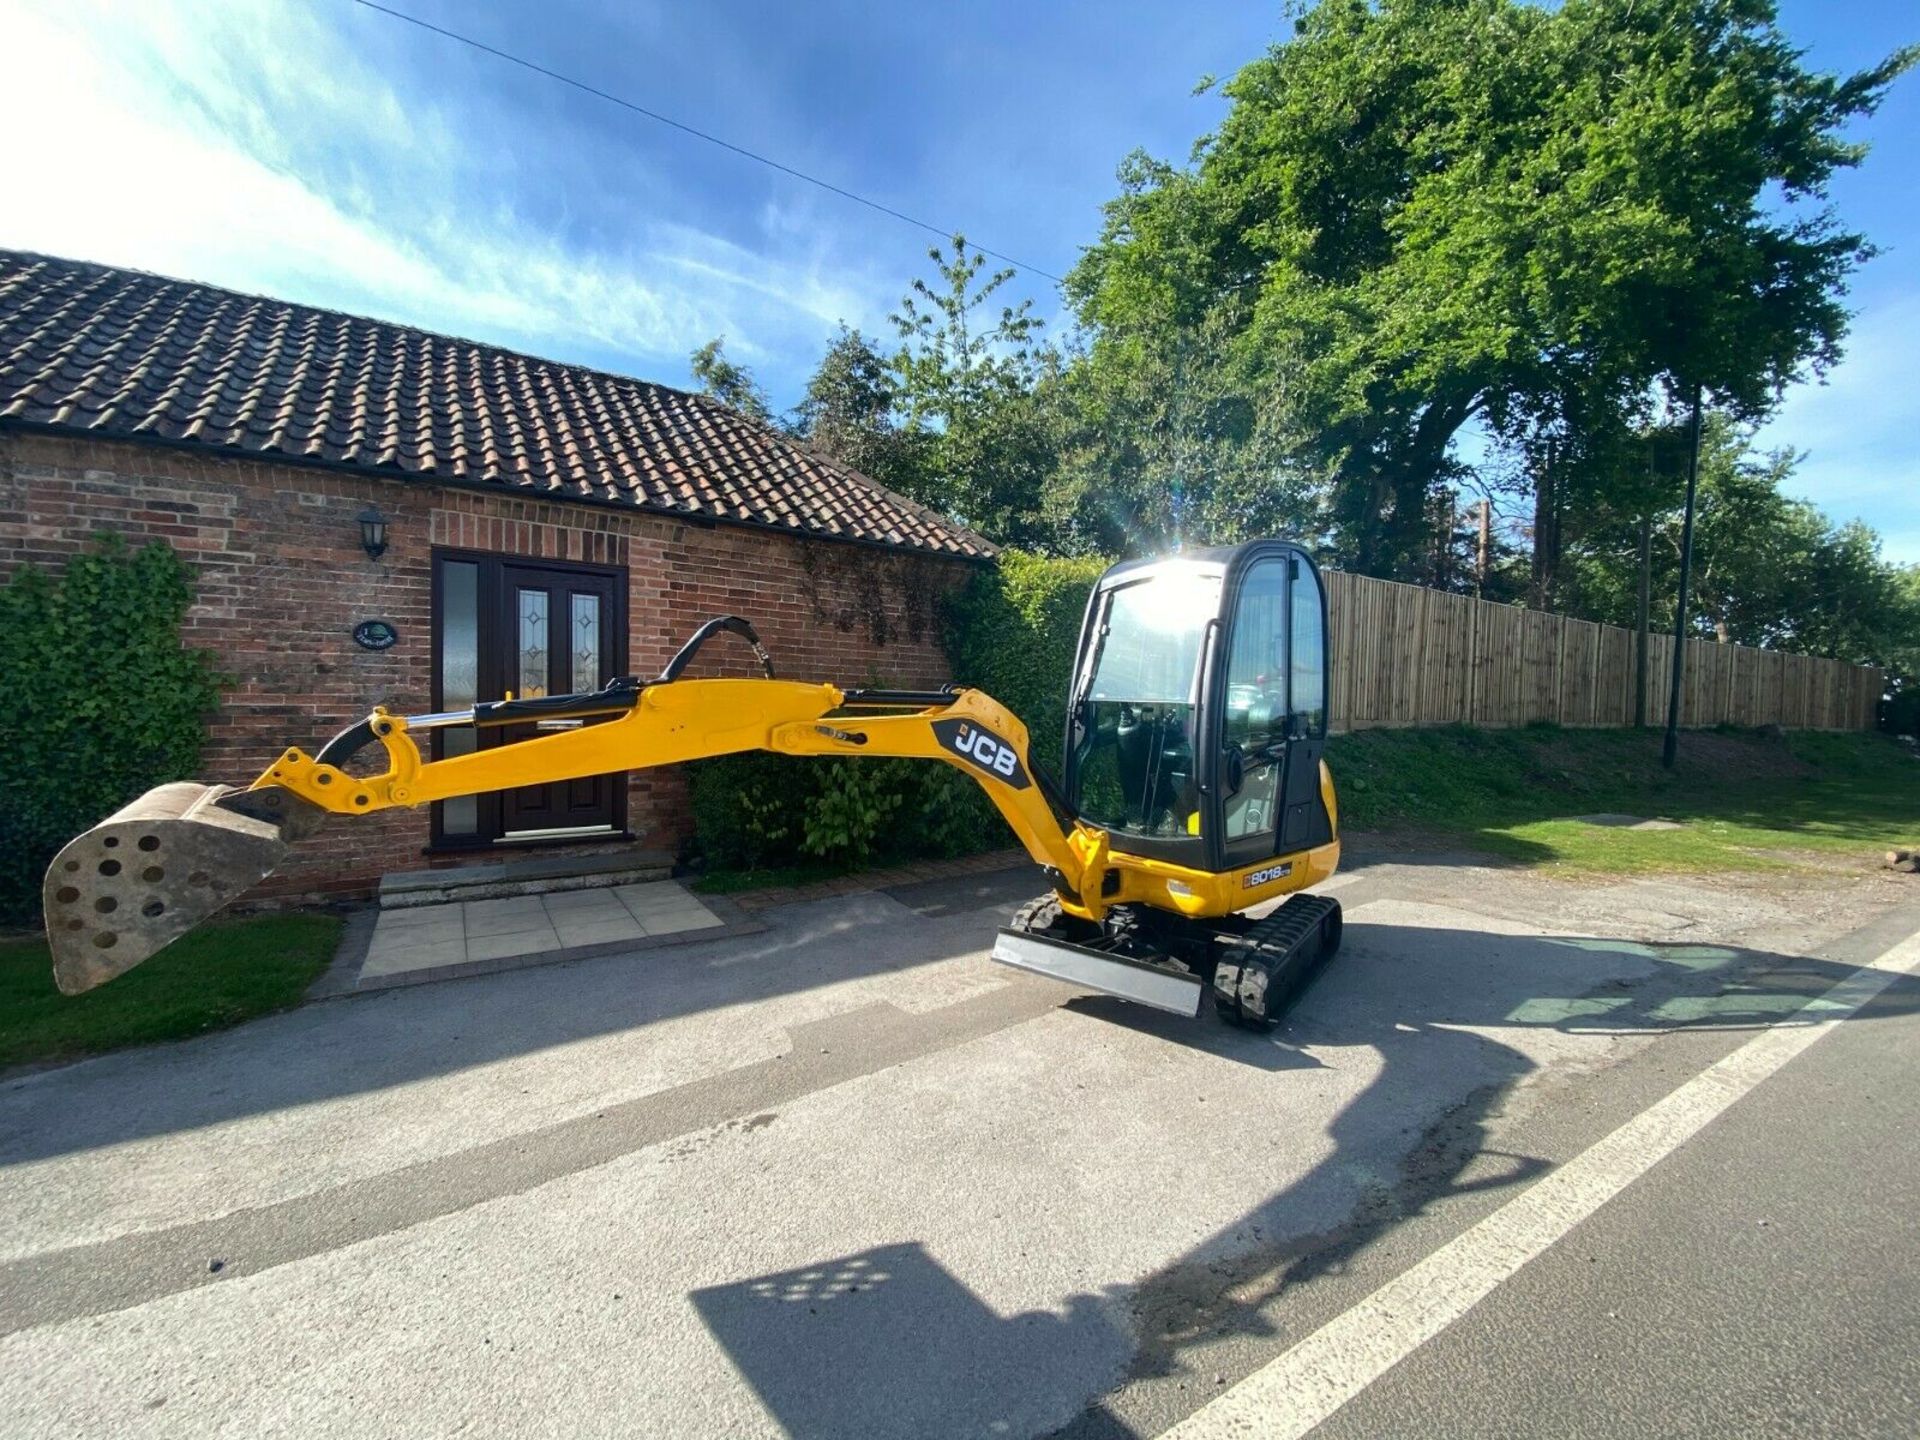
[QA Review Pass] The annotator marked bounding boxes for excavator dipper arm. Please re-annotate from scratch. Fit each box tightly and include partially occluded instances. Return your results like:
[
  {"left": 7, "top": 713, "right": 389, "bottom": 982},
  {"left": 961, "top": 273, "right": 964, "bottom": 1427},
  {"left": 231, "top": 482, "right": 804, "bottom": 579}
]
[{"left": 266, "top": 677, "right": 1091, "bottom": 887}]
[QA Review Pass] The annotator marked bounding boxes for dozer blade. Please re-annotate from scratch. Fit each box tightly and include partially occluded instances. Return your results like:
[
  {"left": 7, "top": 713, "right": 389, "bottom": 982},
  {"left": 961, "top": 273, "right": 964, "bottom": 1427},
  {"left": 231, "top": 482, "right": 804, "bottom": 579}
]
[
  {"left": 42, "top": 782, "right": 322, "bottom": 994},
  {"left": 990, "top": 928, "right": 1204, "bottom": 1016}
]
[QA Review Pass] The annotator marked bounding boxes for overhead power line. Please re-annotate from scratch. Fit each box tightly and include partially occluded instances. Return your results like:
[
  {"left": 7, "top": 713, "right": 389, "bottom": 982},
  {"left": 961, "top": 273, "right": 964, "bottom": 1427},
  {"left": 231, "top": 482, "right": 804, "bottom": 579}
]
[{"left": 349, "top": 0, "right": 1066, "bottom": 285}]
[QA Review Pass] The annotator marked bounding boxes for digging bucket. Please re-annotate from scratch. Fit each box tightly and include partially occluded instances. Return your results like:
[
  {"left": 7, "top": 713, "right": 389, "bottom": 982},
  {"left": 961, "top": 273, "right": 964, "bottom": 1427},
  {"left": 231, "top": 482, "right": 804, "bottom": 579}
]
[{"left": 42, "top": 782, "right": 310, "bottom": 994}]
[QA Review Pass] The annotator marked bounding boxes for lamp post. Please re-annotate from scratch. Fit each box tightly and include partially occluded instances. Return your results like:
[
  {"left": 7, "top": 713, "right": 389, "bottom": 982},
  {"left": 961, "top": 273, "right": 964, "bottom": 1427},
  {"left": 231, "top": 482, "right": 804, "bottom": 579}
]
[{"left": 1661, "top": 385, "right": 1704, "bottom": 768}]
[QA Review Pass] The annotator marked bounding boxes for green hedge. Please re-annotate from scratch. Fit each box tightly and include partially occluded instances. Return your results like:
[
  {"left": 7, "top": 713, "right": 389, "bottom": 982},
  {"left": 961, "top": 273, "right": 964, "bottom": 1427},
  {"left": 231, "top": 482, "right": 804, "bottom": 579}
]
[
  {"left": 0, "top": 539, "right": 224, "bottom": 923},
  {"left": 940, "top": 550, "right": 1106, "bottom": 777},
  {"left": 686, "top": 550, "right": 1105, "bottom": 873},
  {"left": 687, "top": 753, "right": 994, "bottom": 869}
]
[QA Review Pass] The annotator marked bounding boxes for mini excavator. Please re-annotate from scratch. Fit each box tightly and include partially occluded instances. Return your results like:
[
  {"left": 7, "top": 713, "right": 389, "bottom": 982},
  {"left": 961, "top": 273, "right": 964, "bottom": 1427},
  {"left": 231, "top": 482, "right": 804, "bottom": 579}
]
[{"left": 45, "top": 539, "right": 1343, "bottom": 1028}]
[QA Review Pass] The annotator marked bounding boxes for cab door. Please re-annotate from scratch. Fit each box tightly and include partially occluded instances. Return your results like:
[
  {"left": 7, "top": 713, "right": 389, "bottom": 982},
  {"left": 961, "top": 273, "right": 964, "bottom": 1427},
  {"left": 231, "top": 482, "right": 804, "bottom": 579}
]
[
  {"left": 1275, "top": 557, "right": 1332, "bottom": 853},
  {"left": 1214, "top": 549, "right": 1332, "bottom": 869}
]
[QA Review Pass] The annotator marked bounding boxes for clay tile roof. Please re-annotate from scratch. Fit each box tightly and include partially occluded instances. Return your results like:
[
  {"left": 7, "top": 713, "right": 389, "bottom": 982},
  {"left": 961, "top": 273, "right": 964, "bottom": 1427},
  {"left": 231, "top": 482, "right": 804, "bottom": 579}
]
[{"left": 0, "top": 250, "right": 993, "bottom": 560}]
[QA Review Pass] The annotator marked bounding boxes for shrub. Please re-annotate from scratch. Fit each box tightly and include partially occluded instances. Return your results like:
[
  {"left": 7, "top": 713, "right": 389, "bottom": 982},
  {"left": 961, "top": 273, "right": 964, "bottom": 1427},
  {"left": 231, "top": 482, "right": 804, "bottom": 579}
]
[
  {"left": 0, "top": 539, "right": 225, "bottom": 922},
  {"left": 799, "top": 759, "right": 902, "bottom": 866},
  {"left": 685, "top": 752, "right": 816, "bottom": 869},
  {"left": 1883, "top": 678, "right": 1918, "bottom": 738},
  {"left": 687, "top": 753, "right": 1001, "bottom": 872}
]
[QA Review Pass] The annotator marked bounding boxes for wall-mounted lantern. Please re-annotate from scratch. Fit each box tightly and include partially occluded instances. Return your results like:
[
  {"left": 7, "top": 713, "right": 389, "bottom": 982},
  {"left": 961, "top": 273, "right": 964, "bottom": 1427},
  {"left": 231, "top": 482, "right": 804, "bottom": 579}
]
[{"left": 357, "top": 505, "right": 389, "bottom": 561}]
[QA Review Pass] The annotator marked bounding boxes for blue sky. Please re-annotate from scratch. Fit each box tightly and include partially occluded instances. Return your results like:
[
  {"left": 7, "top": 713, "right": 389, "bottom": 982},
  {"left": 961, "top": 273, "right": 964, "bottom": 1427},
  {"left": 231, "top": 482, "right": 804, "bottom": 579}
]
[{"left": 1, "top": 0, "right": 1913, "bottom": 559}]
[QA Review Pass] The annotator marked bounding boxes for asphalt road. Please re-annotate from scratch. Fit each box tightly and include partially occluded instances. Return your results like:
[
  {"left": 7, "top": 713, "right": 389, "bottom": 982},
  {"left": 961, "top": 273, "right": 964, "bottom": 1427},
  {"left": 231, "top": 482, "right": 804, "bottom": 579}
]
[{"left": 1, "top": 852, "right": 1916, "bottom": 1438}]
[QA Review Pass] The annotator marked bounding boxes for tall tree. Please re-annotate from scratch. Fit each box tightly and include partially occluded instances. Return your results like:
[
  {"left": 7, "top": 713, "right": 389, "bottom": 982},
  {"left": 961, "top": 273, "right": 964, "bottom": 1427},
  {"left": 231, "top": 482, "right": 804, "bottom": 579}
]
[
  {"left": 688, "top": 336, "right": 772, "bottom": 423},
  {"left": 1046, "top": 301, "right": 1320, "bottom": 557},
  {"left": 886, "top": 237, "right": 1059, "bottom": 547},
  {"left": 1534, "top": 0, "right": 1913, "bottom": 417},
  {"left": 790, "top": 325, "right": 925, "bottom": 495},
  {"left": 1887, "top": 566, "right": 1920, "bottom": 735},
  {"left": 1068, "top": 0, "right": 1913, "bottom": 580}
]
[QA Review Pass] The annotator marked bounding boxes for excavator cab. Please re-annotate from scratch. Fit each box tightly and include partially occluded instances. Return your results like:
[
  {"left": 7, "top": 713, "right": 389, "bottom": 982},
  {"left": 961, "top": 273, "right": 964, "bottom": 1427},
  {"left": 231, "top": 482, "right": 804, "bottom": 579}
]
[{"left": 1063, "top": 540, "right": 1334, "bottom": 876}]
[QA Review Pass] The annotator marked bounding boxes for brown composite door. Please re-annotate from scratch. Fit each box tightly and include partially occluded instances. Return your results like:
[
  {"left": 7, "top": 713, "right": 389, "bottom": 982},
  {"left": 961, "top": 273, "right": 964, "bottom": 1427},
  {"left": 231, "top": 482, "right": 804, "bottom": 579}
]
[{"left": 431, "top": 552, "right": 627, "bottom": 848}]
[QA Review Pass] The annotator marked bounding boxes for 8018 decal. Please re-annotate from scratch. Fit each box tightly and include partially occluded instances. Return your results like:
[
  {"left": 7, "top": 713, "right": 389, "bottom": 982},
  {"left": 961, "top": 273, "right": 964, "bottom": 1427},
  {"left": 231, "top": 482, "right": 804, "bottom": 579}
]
[
  {"left": 931, "top": 717, "right": 1032, "bottom": 790},
  {"left": 1242, "top": 861, "right": 1294, "bottom": 889}
]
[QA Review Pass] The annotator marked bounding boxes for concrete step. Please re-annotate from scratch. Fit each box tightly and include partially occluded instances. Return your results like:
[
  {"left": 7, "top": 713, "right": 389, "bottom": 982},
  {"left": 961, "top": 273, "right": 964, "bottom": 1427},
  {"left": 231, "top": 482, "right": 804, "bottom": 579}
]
[{"left": 379, "top": 849, "right": 675, "bottom": 908}]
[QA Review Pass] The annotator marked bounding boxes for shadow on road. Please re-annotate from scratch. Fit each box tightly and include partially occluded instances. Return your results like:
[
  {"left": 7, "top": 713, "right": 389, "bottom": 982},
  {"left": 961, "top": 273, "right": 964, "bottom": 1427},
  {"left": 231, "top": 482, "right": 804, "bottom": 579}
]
[
  {"left": 694, "top": 1242, "right": 1131, "bottom": 1440},
  {"left": 692, "top": 912, "right": 1920, "bottom": 1440}
]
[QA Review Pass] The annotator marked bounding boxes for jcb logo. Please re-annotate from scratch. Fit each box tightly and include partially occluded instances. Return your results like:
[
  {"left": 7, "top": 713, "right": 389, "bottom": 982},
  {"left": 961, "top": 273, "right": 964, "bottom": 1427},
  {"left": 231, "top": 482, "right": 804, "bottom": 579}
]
[
  {"left": 932, "top": 718, "right": 1031, "bottom": 790},
  {"left": 956, "top": 723, "right": 1018, "bottom": 776}
]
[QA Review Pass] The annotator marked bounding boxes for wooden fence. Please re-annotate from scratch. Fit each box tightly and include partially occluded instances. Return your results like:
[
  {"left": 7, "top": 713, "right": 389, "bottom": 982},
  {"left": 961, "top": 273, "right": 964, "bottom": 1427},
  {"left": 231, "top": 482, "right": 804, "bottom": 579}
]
[{"left": 1324, "top": 571, "right": 1881, "bottom": 734}]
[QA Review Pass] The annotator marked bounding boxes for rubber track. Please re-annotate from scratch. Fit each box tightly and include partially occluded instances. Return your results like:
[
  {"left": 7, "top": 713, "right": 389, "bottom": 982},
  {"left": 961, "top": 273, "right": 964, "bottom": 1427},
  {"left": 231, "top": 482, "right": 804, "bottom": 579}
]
[{"left": 1213, "top": 893, "right": 1343, "bottom": 1027}]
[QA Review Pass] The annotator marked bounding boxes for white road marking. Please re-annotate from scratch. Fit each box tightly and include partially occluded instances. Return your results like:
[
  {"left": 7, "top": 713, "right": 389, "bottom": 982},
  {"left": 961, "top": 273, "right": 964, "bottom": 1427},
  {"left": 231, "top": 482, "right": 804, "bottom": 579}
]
[{"left": 1164, "top": 926, "right": 1920, "bottom": 1440}]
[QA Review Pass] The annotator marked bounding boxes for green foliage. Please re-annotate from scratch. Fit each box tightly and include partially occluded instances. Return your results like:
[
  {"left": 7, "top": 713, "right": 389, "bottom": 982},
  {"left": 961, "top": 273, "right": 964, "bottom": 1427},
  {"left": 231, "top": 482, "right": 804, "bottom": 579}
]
[
  {"left": 686, "top": 752, "right": 999, "bottom": 874},
  {"left": 688, "top": 335, "right": 773, "bottom": 423},
  {"left": 1555, "top": 416, "right": 1920, "bottom": 682},
  {"left": 1046, "top": 305, "right": 1321, "bottom": 558},
  {"left": 0, "top": 539, "right": 225, "bottom": 923},
  {"left": 686, "top": 752, "right": 814, "bottom": 869},
  {"left": 941, "top": 549, "right": 1108, "bottom": 777},
  {"left": 685, "top": 549, "right": 1111, "bottom": 875},
  {"left": 884, "top": 237, "right": 1062, "bottom": 549},
  {"left": 1066, "top": 0, "right": 1913, "bottom": 580},
  {"left": 791, "top": 324, "right": 929, "bottom": 494},
  {"left": 1, "top": 913, "right": 338, "bottom": 1070},
  {"left": 1883, "top": 566, "right": 1920, "bottom": 736},
  {"left": 803, "top": 759, "right": 908, "bottom": 866}
]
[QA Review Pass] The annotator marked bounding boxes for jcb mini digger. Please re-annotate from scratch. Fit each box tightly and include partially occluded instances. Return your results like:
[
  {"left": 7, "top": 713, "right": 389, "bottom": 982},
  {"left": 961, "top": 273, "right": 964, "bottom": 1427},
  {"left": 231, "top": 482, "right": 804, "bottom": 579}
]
[{"left": 45, "top": 539, "right": 1343, "bottom": 1028}]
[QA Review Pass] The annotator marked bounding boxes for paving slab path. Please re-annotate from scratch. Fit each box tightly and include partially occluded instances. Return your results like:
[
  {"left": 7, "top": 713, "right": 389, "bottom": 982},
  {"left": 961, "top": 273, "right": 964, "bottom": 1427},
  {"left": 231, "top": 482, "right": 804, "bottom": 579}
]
[{"left": 354, "top": 881, "right": 726, "bottom": 987}]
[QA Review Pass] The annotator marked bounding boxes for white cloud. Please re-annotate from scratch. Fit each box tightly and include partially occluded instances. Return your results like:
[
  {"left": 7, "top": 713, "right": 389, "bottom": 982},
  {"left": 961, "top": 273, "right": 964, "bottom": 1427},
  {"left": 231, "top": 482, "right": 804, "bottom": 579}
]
[{"left": 0, "top": 0, "right": 881, "bottom": 381}]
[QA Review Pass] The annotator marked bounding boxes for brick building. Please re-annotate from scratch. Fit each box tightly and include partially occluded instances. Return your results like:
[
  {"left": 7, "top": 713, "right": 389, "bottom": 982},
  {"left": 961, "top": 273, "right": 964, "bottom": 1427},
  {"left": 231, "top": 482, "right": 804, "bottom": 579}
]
[{"left": 0, "top": 250, "right": 992, "bottom": 898}]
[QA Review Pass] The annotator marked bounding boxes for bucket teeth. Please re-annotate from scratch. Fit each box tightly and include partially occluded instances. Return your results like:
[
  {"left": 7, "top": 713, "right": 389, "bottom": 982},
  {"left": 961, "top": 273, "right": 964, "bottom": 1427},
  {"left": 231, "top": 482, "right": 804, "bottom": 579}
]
[{"left": 41, "top": 783, "right": 314, "bottom": 994}]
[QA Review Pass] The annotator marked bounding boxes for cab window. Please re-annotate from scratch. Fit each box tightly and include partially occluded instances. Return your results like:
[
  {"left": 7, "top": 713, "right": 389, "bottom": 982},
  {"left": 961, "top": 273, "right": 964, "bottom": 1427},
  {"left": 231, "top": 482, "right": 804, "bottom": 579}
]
[
  {"left": 1221, "top": 559, "right": 1290, "bottom": 840},
  {"left": 1290, "top": 559, "right": 1326, "bottom": 736},
  {"left": 1071, "top": 571, "right": 1219, "bottom": 842}
]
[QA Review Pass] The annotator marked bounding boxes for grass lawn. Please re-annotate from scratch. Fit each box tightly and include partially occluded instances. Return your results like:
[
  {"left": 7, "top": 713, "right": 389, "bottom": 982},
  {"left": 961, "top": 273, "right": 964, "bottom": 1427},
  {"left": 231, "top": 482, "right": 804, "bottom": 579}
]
[
  {"left": 1328, "top": 726, "right": 1920, "bottom": 876},
  {"left": 0, "top": 911, "right": 341, "bottom": 1072}
]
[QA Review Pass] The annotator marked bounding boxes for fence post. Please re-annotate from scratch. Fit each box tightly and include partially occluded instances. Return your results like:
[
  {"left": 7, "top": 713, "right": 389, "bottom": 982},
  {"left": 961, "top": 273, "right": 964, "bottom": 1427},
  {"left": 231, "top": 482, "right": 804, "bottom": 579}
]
[
  {"left": 1555, "top": 616, "right": 1569, "bottom": 724},
  {"left": 1590, "top": 623, "right": 1602, "bottom": 727},
  {"left": 1466, "top": 597, "right": 1480, "bottom": 725}
]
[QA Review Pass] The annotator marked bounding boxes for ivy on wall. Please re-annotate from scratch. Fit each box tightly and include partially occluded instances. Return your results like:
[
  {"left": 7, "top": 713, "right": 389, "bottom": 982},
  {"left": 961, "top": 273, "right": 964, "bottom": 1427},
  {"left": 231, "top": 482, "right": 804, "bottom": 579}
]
[
  {"left": 793, "top": 539, "right": 949, "bottom": 648},
  {"left": 0, "top": 538, "right": 225, "bottom": 922}
]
